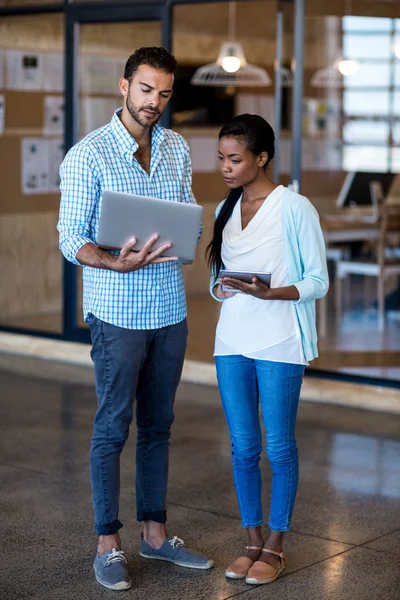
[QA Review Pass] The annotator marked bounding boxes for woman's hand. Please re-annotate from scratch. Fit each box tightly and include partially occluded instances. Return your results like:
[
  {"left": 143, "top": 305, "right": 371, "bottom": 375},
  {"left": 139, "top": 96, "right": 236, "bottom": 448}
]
[
  {"left": 219, "top": 277, "right": 272, "bottom": 299},
  {"left": 213, "top": 283, "right": 236, "bottom": 300},
  {"left": 219, "top": 277, "right": 301, "bottom": 301}
]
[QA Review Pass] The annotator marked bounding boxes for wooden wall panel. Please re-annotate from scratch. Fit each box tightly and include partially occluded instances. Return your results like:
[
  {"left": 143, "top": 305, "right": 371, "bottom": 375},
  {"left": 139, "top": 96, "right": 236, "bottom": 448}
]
[{"left": 0, "top": 211, "right": 61, "bottom": 319}]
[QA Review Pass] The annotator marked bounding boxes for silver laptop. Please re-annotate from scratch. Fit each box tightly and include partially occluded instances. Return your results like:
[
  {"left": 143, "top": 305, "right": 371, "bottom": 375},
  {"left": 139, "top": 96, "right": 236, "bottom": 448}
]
[{"left": 96, "top": 191, "right": 203, "bottom": 264}]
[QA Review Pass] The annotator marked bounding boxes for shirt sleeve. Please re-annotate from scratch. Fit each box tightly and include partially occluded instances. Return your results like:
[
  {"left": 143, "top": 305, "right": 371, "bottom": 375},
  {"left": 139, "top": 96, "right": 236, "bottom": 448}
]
[
  {"left": 181, "top": 141, "right": 203, "bottom": 242},
  {"left": 57, "top": 144, "right": 100, "bottom": 266},
  {"left": 292, "top": 197, "right": 329, "bottom": 303}
]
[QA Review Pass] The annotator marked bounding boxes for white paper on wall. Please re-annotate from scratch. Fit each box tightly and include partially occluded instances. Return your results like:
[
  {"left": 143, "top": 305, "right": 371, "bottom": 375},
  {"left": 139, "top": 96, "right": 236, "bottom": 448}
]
[
  {"left": 43, "top": 53, "right": 64, "bottom": 92},
  {"left": 279, "top": 138, "right": 291, "bottom": 175},
  {"left": 235, "top": 93, "right": 258, "bottom": 116},
  {"left": 6, "top": 50, "right": 43, "bottom": 91},
  {"left": 257, "top": 95, "right": 275, "bottom": 124},
  {"left": 21, "top": 138, "right": 49, "bottom": 194},
  {"left": 277, "top": 138, "right": 343, "bottom": 175},
  {"left": 47, "top": 138, "right": 64, "bottom": 193},
  {"left": 44, "top": 96, "right": 64, "bottom": 135},
  {"left": 81, "top": 96, "right": 120, "bottom": 135},
  {"left": 235, "top": 94, "right": 275, "bottom": 125},
  {"left": 80, "top": 56, "right": 119, "bottom": 94},
  {"left": 188, "top": 137, "right": 219, "bottom": 173},
  {"left": 0, "top": 95, "right": 4, "bottom": 136},
  {"left": 0, "top": 50, "right": 4, "bottom": 89}
]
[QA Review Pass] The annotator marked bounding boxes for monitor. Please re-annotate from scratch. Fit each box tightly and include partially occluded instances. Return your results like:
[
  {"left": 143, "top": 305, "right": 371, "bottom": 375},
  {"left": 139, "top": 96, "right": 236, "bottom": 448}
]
[{"left": 336, "top": 171, "right": 396, "bottom": 208}]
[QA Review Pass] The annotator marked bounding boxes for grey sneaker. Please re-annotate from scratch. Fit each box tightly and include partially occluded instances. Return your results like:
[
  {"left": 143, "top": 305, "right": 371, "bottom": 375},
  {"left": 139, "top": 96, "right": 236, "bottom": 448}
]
[
  {"left": 94, "top": 548, "right": 132, "bottom": 591},
  {"left": 140, "top": 535, "right": 214, "bottom": 570}
]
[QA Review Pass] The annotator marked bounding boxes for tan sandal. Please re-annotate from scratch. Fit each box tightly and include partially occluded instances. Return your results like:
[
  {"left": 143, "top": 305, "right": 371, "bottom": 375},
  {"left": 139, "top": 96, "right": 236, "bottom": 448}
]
[
  {"left": 225, "top": 546, "right": 263, "bottom": 579},
  {"left": 245, "top": 548, "right": 285, "bottom": 585}
]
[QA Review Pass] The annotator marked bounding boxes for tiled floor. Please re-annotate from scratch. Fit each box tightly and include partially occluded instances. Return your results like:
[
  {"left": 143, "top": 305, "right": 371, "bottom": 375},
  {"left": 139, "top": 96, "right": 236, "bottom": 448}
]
[{"left": 1, "top": 368, "right": 400, "bottom": 599}]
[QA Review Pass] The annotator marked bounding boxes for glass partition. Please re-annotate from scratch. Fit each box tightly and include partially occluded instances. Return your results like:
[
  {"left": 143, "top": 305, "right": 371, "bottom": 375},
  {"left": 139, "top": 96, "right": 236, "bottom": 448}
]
[{"left": 0, "top": 13, "right": 64, "bottom": 333}]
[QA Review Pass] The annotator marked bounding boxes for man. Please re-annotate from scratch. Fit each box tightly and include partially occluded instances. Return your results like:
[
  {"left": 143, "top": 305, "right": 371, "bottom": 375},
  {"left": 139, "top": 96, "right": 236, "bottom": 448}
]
[{"left": 58, "top": 47, "right": 212, "bottom": 591}]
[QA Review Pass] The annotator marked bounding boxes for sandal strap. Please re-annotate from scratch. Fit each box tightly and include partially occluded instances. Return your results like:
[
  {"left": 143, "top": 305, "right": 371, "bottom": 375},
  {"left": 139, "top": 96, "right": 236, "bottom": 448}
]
[
  {"left": 262, "top": 548, "right": 285, "bottom": 562},
  {"left": 246, "top": 546, "right": 263, "bottom": 551}
]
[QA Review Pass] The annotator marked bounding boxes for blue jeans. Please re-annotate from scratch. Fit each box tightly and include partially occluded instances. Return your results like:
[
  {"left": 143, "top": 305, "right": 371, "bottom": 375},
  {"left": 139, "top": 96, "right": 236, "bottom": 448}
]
[
  {"left": 215, "top": 355, "right": 304, "bottom": 531},
  {"left": 88, "top": 314, "right": 187, "bottom": 536}
]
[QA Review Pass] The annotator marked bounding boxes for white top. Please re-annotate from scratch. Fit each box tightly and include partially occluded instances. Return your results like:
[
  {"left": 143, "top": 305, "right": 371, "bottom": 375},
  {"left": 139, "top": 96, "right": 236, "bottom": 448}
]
[{"left": 214, "top": 185, "right": 306, "bottom": 365}]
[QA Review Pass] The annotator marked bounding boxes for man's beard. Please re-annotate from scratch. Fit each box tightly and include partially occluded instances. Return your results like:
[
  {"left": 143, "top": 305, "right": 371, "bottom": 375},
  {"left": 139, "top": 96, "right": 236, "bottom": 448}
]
[{"left": 126, "top": 94, "right": 161, "bottom": 128}]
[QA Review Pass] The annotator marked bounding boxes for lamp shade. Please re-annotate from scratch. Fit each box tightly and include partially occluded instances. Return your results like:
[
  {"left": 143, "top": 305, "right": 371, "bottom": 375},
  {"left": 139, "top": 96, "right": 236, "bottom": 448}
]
[{"left": 191, "top": 42, "right": 271, "bottom": 87}]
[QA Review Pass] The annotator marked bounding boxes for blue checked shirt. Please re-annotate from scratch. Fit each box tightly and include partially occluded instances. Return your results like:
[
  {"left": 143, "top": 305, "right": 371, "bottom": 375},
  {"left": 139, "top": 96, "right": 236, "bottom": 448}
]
[{"left": 58, "top": 108, "right": 199, "bottom": 330}]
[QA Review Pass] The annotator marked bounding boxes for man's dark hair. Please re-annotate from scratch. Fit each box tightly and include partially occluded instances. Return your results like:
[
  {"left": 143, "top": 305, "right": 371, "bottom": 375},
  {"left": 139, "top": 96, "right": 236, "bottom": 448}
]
[{"left": 124, "top": 47, "right": 177, "bottom": 81}]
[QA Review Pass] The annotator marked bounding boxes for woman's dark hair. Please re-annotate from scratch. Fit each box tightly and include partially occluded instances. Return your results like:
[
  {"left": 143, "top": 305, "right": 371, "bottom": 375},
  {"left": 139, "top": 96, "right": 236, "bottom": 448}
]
[
  {"left": 206, "top": 114, "right": 275, "bottom": 277},
  {"left": 124, "top": 47, "right": 177, "bottom": 81}
]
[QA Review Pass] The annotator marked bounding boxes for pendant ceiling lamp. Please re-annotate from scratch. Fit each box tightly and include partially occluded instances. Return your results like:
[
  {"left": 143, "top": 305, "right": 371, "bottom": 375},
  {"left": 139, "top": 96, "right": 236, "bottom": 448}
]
[
  {"left": 310, "top": 0, "right": 359, "bottom": 88},
  {"left": 191, "top": 2, "right": 271, "bottom": 87}
]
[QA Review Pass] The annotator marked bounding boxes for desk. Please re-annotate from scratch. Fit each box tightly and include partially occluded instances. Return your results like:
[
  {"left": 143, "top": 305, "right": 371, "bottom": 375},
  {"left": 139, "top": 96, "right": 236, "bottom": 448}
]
[{"left": 318, "top": 218, "right": 380, "bottom": 338}]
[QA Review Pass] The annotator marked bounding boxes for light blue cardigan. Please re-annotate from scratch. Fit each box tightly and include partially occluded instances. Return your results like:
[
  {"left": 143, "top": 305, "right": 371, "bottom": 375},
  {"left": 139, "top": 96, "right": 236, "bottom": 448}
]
[{"left": 209, "top": 189, "right": 329, "bottom": 362}]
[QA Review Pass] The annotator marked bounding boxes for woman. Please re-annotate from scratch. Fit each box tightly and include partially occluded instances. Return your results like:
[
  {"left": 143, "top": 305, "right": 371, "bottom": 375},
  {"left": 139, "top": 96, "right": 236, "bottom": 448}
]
[{"left": 207, "top": 114, "right": 328, "bottom": 586}]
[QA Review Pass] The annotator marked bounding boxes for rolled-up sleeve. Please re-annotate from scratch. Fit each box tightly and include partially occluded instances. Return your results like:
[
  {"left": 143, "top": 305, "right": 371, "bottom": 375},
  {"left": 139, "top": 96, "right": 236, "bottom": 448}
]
[
  {"left": 292, "top": 198, "right": 329, "bottom": 303},
  {"left": 181, "top": 141, "right": 203, "bottom": 242},
  {"left": 57, "top": 145, "right": 99, "bottom": 265}
]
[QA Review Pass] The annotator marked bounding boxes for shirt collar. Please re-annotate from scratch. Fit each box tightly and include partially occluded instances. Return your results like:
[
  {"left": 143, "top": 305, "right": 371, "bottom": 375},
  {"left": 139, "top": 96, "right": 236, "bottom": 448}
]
[{"left": 111, "top": 108, "right": 165, "bottom": 156}]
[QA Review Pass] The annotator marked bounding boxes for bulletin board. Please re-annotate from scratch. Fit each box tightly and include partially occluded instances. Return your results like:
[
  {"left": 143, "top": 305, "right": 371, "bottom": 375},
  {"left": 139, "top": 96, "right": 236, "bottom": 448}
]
[
  {"left": 0, "top": 87, "right": 63, "bottom": 215},
  {"left": 0, "top": 49, "right": 122, "bottom": 215}
]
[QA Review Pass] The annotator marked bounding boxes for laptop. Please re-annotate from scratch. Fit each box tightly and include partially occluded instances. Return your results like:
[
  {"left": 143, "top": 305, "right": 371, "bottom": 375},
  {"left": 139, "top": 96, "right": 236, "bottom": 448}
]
[{"left": 96, "top": 191, "right": 203, "bottom": 264}]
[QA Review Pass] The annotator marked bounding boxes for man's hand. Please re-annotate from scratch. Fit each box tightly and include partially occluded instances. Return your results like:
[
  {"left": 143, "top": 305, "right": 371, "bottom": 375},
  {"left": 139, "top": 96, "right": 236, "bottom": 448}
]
[
  {"left": 114, "top": 234, "right": 178, "bottom": 273},
  {"left": 213, "top": 283, "right": 236, "bottom": 300}
]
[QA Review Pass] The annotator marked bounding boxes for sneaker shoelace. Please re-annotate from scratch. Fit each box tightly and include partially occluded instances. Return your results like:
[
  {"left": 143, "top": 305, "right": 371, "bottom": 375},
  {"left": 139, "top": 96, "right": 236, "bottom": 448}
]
[
  {"left": 169, "top": 536, "right": 185, "bottom": 549},
  {"left": 105, "top": 549, "right": 127, "bottom": 566}
]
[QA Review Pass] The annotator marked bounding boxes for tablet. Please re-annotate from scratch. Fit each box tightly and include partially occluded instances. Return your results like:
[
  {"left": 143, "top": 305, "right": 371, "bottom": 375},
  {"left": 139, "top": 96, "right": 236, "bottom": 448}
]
[
  {"left": 96, "top": 191, "right": 203, "bottom": 264},
  {"left": 220, "top": 269, "right": 271, "bottom": 293}
]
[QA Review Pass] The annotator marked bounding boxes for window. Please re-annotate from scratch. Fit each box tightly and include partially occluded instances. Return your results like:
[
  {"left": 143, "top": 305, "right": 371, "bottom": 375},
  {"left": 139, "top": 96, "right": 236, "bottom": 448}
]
[{"left": 342, "top": 17, "right": 400, "bottom": 172}]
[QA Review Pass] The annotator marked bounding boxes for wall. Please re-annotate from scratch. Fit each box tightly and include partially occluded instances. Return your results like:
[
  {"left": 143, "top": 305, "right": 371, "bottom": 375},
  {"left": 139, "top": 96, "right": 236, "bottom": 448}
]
[{"left": 1, "top": 1, "right": 400, "bottom": 325}]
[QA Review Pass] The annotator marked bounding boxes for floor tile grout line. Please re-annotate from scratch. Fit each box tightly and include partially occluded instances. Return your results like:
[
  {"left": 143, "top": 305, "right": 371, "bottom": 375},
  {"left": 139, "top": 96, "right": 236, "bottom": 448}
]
[
  {"left": 360, "top": 545, "right": 400, "bottom": 558},
  {"left": 170, "top": 497, "right": 400, "bottom": 550},
  {"left": 224, "top": 545, "right": 360, "bottom": 599},
  {"left": 167, "top": 500, "right": 360, "bottom": 547},
  {"left": 356, "top": 527, "right": 400, "bottom": 547},
  {"left": 2, "top": 463, "right": 400, "bottom": 555},
  {"left": 288, "top": 527, "right": 356, "bottom": 546}
]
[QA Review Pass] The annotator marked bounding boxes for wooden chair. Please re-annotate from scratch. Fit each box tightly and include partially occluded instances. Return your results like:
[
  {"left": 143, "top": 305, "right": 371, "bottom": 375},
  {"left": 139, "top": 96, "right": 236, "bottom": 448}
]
[{"left": 335, "top": 181, "right": 400, "bottom": 331}]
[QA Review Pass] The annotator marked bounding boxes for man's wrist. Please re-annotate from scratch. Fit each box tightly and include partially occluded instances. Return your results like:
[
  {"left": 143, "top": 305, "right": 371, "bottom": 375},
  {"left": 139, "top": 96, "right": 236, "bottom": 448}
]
[{"left": 98, "top": 249, "right": 119, "bottom": 271}]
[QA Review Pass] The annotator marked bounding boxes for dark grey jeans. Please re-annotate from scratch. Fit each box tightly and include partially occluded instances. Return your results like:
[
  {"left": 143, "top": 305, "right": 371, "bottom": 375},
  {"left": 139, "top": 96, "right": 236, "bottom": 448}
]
[{"left": 88, "top": 314, "right": 188, "bottom": 536}]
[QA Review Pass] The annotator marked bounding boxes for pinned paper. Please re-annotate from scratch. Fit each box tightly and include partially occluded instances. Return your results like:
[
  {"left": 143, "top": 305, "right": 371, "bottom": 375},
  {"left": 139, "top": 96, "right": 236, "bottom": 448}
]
[
  {"left": 21, "top": 138, "right": 49, "bottom": 194},
  {"left": 81, "top": 96, "right": 120, "bottom": 135},
  {"left": 43, "top": 53, "right": 64, "bottom": 92},
  {"left": 47, "top": 138, "right": 64, "bottom": 192},
  {"left": 236, "top": 93, "right": 275, "bottom": 124},
  {"left": 44, "top": 96, "right": 64, "bottom": 135},
  {"left": 21, "top": 137, "right": 65, "bottom": 194},
  {"left": 0, "top": 95, "right": 4, "bottom": 136},
  {"left": 0, "top": 50, "right": 4, "bottom": 89},
  {"left": 188, "top": 137, "right": 219, "bottom": 173},
  {"left": 80, "top": 56, "right": 119, "bottom": 94},
  {"left": 6, "top": 50, "right": 43, "bottom": 91}
]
